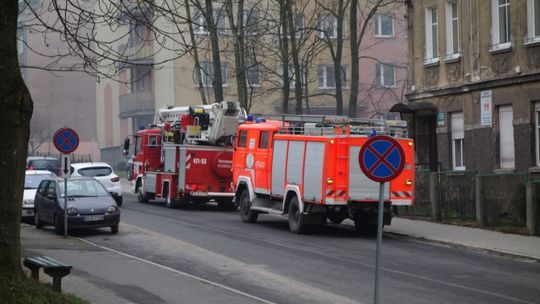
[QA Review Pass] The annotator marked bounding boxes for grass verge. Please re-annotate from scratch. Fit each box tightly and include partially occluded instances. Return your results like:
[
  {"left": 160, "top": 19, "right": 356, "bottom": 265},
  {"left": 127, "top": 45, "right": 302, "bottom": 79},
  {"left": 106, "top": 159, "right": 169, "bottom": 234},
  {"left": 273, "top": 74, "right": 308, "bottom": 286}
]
[{"left": 1, "top": 275, "right": 88, "bottom": 304}]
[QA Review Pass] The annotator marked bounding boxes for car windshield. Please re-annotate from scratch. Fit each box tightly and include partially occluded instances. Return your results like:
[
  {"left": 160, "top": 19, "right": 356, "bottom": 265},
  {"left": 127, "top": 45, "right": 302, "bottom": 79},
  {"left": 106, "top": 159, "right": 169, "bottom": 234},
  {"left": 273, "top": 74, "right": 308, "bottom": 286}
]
[
  {"left": 59, "top": 179, "right": 109, "bottom": 197},
  {"left": 31, "top": 159, "right": 59, "bottom": 168},
  {"left": 24, "top": 174, "right": 56, "bottom": 189},
  {"left": 77, "top": 166, "right": 112, "bottom": 177}
]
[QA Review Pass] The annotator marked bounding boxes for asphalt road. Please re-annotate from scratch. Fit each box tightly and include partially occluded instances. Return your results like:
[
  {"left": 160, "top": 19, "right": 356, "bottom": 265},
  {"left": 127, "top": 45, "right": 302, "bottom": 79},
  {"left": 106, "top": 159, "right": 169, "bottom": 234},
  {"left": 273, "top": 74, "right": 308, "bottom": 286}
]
[{"left": 24, "top": 193, "right": 540, "bottom": 304}]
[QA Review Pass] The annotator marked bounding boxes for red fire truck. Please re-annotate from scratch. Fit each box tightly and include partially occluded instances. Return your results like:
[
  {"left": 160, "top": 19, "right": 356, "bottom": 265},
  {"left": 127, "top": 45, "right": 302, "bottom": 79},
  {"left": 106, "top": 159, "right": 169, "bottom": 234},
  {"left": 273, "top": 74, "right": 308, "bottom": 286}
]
[
  {"left": 232, "top": 115, "right": 415, "bottom": 234},
  {"left": 124, "top": 101, "right": 245, "bottom": 208}
]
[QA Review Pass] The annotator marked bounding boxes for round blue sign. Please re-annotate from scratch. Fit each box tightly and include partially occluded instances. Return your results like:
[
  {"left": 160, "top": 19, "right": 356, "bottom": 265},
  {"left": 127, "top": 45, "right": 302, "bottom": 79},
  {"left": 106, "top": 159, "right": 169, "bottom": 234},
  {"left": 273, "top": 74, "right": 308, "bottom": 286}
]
[
  {"left": 53, "top": 127, "right": 79, "bottom": 154},
  {"left": 358, "top": 135, "right": 405, "bottom": 183}
]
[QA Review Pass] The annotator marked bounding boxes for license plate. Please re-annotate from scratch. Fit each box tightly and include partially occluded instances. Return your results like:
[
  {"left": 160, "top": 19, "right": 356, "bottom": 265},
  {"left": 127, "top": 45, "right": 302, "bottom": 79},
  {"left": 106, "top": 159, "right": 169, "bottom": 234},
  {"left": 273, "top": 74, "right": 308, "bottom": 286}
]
[{"left": 84, "top": 215, "right": 104, "bottom": 222}]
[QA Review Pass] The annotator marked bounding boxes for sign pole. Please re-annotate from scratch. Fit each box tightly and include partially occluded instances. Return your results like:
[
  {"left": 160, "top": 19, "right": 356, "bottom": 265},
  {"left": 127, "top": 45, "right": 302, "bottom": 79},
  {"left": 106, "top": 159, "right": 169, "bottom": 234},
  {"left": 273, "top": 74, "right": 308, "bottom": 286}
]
[
  {"left": 358, "top": 135, "right": 406, "bottom": 304},
  {"left": 64, "top": 177, "right": 68, "bottom": 237},
  {"left": 374, "top": 181, "right": 385, "bottom": 304}
]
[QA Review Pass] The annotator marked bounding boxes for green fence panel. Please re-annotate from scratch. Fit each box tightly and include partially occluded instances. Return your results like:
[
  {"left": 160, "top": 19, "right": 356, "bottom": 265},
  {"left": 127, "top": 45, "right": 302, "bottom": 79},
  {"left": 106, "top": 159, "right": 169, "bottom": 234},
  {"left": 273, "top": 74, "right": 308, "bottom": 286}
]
[
  {"left": 438, "top": 170, "right": 477, "bottom": 221},
  {"left": 482, "top": 173, "right": 527, "bottom": 228},
  {"left": 398, "top": 169, "right": 431, "bottom": 217}
]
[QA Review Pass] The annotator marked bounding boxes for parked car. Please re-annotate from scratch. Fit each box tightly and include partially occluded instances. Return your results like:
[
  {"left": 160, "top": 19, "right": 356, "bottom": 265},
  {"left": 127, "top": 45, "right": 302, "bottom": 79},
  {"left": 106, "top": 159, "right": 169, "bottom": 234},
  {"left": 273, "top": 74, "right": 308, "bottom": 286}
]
[
  {"left": 23, "top": 170, "right": 57, "bottom": 220},
  {"left": 70, "top": 162, "right": 123, "bottom": 206},
  {"left": 26, "top": 156, "right": 60, "bottom": 175},
  {"left": 34, "top": 176, "right": 120, "bottom": 234}
]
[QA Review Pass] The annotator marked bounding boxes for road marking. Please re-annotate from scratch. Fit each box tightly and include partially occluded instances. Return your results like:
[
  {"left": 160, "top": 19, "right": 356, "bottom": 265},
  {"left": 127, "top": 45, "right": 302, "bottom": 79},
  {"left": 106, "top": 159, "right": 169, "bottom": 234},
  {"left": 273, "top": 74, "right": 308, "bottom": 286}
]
[
  {"left": 121, "top": 205, "right": 537, "bottom": 304},
  {"left": 77, "top": 237, "right": 279, "bottom": 304}
]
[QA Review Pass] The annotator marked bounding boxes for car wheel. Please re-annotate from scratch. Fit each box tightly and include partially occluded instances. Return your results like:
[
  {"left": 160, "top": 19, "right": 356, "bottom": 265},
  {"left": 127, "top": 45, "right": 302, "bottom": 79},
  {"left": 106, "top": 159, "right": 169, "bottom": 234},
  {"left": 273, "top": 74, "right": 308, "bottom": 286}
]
[
  {"left": 110, "top": 224, "right": 119, "bottom": 234},
  {"left": 54, "top": 215, "right": 64, "bottom": 235},
  {"left": 137, "top": 186, "right": 148, "bottom": 203},
  {"left": 34, "top": 210, "right": 44, "bottom": 229},
  {"left": 288, "top": 197, "right": 306, "bottom": 234},
  {"left": 239, "top": 190, "right": 258, "bottom": 223}
]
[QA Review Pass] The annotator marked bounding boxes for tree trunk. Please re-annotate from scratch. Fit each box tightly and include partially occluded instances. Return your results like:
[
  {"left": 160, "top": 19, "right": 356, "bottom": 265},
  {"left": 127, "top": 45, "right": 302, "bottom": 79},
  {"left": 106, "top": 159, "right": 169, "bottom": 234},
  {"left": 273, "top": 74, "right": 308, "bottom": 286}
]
[
  {"left": 334, "top": 0, "right": 345, "bottom": 115},
  {"left": 286, "top": 0, "right": 302, "bottom": 114},
  {"left": 348, "top": 0, "right": 359, "bottom": 117},
  {"left": 225, "top": 0, "right": 248, "bottom": 110},
  {"left": 205, "top": 0, "right": 224, "bottom": 102},
  {"left": 185, "top": 0, "right": 208, "bottom": 105},
  {"left": 0, "top": 0, "right": 33, "bottom": 279},
  {"left": 279, "top": 0, "right": 290, "bottom": 114}
]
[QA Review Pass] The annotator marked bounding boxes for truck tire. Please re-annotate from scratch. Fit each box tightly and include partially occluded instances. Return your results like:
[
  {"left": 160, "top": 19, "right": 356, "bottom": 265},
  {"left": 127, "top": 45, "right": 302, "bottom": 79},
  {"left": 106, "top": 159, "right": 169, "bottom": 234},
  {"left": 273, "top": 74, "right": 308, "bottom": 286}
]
[
  {"left": 239, "top": 190, "right": 258, "bottom": 223},
  {"left": 165, "top": 194, "right": 178, "bottom": 209},
  {"left": 137, "top": 185, "right": 149, "bottom": 203},
  {"left": 353, "top": 214, "right": 378, "bottom": 235},
  {"left": 217, "top": 198, "right": 236, "bottom": 211},
  {"left": 288, "top": 197, "right": 307, "bottom": 234}
]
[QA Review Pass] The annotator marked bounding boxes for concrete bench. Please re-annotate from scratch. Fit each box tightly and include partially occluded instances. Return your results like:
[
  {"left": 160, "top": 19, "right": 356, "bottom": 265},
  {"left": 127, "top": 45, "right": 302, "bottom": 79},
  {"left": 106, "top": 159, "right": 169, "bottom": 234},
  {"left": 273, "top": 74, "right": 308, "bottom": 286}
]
[{"left": 23, "top": 256, "right": 72, "bottom": 292}]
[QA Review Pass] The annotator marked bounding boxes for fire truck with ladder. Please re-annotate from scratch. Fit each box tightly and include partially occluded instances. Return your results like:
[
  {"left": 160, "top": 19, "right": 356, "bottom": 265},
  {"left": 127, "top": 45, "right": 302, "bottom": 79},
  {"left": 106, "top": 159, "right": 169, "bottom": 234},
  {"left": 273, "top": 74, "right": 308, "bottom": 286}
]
[
  {"left": 232, "top": 114, "right": 415, "bottom": 234},
  {"left": 124, "top": 101, "right": 245, "bottom": 209}
]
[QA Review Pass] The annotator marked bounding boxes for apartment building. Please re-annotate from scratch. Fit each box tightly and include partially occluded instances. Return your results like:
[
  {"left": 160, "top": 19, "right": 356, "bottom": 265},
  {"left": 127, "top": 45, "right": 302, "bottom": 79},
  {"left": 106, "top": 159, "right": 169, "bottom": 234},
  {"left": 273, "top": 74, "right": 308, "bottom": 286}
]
[
  {"left": 95, "top": 1, "right": 408, "bottom": 163},
  {"left": 401, "top": 0, "right": 540, "bottom": 173}
]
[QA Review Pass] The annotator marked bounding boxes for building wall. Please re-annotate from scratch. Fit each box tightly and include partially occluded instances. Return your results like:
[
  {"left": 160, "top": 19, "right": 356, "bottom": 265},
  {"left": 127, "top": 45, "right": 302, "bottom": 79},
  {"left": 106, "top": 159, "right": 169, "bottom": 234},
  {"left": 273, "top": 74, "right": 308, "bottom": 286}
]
[{"left": 406, "top": 0, "right": 540, "bottom": 173}]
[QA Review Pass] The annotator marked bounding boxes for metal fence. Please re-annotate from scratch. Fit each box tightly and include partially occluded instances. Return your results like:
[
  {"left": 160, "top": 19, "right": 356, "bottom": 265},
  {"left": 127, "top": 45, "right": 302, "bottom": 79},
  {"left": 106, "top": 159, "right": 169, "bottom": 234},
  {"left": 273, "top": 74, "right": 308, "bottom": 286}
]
[
  {"left": 437, "top": 170, "right": 477, "bottom": 222},
  {"left": 481, "top": 173, "right": 527, "bottom": 229},
  {"left": 397, "top": 169, "right": 431, "bottom": 217}
]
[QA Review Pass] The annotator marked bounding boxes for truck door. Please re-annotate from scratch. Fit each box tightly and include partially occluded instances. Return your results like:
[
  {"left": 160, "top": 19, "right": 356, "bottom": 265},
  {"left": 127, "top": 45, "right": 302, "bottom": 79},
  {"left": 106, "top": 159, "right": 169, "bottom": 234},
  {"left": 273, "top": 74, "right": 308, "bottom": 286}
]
[
  {"left": 233, "top": 129, "right": 248, "bottom": 182},
  {"left": 254, "top": 131, "right": 271, "bottom": 194}
]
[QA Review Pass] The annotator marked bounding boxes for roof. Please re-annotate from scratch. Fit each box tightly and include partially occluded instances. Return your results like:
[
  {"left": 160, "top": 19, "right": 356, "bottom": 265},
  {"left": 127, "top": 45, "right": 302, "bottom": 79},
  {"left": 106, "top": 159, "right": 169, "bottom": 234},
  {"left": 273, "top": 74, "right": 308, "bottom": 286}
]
[
  {"left": 71, "top": 162, "right": 112, "bottom": 169},
  {"left": 389, "top": 102, "right": 437, "bottom": 114},
  {"left": 238, "top": 120, "right": 283, "bottom": 130}
]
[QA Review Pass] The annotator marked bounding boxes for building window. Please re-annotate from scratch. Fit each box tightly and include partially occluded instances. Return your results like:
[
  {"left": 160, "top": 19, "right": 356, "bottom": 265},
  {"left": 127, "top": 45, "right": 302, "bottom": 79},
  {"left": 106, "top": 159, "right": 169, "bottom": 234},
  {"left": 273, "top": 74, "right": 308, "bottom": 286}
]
[
  {"left": 243, "top": 9, "right": 259, "bottom": 36},
  {"left": 131, "top": 66, "right": 152, "bottom": 92},
  {"left": 451, "top": 112, "right": 464, "bottom": 170},
  {"left": 535, "top": 103, "right": 540, "bottom": 166},
  {"left": 375, "top": 63, "right": 396, "bottom": 88},
  {"left": 194, "top": 8, "right": 227, "bottom": 35},
  {"left": 129, "top": 20, "right": 147, "bottom": 46},
  {"left": 283, "top": 66, "right": 306, "bottom": 89},
  {"left": 491, "top": 0, "right": 511, "bottom": 50},
  {"left": 499, "top": 106, "right": 515, "bottom": 169},
  {"left": 425, "top": 7, "right": 439, "bottom": 64},
  {"left": 246, "top": 64, "right": 260, "bottom": 87},
  {"left": 527, "top": 0, "right": 540, "bottom": 43},
  {"left": 197, "top": 62, "right": 227, "bottom": 87},
  {"left": 445, "top": 1, "right": 460, "bottom": 59},
  {"left": 374, "top": 14, "right": 394, "bottom": 38},
  {"left": 317, "top": 15, "right": 337, "bottom": 39},
  {"left": 318, "top": 64, "right": 348, "bottom": 89},
  {"left": 282, "top": 14, "right": 305, "bottom": 38}
]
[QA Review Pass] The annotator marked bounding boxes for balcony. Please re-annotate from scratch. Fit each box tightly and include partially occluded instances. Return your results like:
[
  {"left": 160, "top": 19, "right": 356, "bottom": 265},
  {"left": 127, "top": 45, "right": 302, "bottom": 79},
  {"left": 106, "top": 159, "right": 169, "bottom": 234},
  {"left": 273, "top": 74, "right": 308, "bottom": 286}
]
[
  {"left": 117, "top": 42, "right": 154, "bottom": 65},
  {"left": 119, "top": 91, "right": 155, "bottom": 119},
  {"left": 117, "top": 0, "right": 153, "bottom": 21}
]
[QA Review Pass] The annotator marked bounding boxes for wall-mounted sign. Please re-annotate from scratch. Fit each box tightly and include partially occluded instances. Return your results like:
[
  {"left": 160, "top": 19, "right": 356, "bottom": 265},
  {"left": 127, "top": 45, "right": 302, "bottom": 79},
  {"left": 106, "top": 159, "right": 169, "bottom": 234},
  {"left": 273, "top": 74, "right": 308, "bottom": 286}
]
[
  {"left": 437, "top": 112, "right": 445, "bottom": 126},
  {"left": 480, "top": 90, "right": 492, "bottom": 127}
]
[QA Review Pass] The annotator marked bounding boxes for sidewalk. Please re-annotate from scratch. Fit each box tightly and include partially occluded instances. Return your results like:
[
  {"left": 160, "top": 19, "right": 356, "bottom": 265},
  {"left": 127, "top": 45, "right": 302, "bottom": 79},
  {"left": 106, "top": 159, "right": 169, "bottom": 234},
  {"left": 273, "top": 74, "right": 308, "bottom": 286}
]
[{"left": 386, "top": 217, "right": 540, "bottom": 260}]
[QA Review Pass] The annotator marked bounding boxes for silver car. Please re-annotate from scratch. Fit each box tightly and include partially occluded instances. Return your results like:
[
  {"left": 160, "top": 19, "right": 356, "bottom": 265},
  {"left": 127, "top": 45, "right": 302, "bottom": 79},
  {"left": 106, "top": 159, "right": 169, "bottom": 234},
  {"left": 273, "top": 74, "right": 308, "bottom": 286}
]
[
  {"left": 71, "top": 162, "right": 123, "bottom": 206},
  {"left": 23, "top": 170, "right": 57, "bottom": 220}
]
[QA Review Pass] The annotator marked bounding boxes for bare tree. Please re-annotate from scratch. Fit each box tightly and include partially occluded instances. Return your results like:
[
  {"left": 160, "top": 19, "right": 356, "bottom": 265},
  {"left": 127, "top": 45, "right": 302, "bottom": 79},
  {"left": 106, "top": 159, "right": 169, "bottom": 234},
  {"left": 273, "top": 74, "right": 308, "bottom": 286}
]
[{"left": 348, "top": 0, "right": 400, "bottom": 117}]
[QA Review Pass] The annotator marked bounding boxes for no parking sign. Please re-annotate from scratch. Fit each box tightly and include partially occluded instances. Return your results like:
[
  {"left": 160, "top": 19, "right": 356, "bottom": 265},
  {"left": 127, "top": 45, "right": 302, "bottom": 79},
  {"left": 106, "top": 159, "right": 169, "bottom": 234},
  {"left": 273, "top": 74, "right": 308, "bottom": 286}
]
[{"left": 358, "top": 135, "right": 405, "bottom": 304}]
